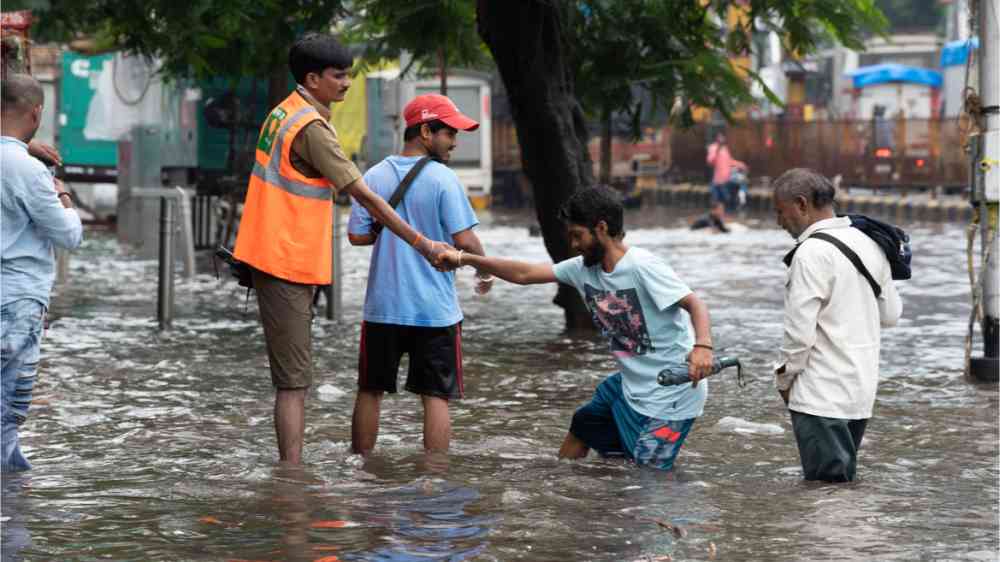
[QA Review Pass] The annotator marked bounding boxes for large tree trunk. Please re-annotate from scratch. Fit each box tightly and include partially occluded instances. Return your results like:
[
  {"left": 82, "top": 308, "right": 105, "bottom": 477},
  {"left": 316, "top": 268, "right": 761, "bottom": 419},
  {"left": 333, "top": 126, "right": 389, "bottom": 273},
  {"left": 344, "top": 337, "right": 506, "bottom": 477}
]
[{"left": 477, "top": 0, "right": 594, "bottom": 333}]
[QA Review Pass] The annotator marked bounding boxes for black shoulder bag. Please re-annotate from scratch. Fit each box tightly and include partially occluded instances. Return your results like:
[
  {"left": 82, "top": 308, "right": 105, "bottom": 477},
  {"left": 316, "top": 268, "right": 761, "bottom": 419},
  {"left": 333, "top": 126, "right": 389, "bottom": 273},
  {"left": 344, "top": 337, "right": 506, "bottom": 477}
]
[{"left": 370, "top": 156, "right": 434, "bottom": 239}]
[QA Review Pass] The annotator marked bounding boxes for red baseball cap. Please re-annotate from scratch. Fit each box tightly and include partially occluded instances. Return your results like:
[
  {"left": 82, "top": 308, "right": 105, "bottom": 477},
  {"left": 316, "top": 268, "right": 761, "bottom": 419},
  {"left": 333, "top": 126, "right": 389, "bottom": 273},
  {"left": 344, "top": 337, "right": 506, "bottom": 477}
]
[{"left": 403, "top": 94, "right": 479, "bottom": 131}]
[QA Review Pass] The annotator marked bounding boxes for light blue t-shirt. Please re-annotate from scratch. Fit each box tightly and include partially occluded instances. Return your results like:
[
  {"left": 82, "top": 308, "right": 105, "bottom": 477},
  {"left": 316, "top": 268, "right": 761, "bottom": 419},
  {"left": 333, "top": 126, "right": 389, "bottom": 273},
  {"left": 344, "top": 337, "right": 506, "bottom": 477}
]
[
  {"left": 348, "top": 155, "right": 478, "bottom": 327},
  {"left": 553, "top": 246, "right": 706, "bottom": 420},
  {"left": 1, "top": 137, "right": 83, "bottom": 308}
]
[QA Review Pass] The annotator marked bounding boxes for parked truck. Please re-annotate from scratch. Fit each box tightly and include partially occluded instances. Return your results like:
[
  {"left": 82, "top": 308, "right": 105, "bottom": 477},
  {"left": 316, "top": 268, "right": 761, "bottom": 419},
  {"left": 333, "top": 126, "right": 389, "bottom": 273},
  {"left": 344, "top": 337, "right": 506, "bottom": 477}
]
[{"left": 846, "top": 63, "right": 943, "bottom": 186}]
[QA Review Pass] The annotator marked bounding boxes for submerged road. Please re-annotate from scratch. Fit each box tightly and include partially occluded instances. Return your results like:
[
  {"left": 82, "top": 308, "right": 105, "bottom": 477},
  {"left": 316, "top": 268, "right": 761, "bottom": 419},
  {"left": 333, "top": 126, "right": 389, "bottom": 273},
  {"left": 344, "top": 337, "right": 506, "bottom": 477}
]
[{"left": 2, "top": 208, "right": 996, "bottom": 561}]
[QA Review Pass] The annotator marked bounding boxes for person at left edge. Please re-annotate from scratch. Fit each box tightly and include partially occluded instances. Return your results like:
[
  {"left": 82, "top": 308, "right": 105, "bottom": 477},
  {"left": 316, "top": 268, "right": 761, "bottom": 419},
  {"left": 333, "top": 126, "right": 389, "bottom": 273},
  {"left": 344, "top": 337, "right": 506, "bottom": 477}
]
[
  {"left": 2, "top": 74, "right": 83, "bottom": 472},
  {"left": 233, "top": 33, "right": 453, "bottom": 465}
]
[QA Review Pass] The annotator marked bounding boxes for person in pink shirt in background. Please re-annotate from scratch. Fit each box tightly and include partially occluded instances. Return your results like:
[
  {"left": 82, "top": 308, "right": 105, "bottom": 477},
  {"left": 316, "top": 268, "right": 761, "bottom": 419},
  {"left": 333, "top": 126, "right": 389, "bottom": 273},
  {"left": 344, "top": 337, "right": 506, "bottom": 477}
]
[{"left": 706, "top": 131, "right": 748, "bottom": 213}]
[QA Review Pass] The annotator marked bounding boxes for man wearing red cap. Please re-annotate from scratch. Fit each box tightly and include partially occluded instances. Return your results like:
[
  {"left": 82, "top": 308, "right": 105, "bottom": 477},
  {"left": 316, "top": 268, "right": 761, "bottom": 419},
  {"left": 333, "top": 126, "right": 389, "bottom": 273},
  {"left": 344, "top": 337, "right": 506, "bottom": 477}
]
[{"left": 347, "top": 94, "right": 491, "bottom": 455}]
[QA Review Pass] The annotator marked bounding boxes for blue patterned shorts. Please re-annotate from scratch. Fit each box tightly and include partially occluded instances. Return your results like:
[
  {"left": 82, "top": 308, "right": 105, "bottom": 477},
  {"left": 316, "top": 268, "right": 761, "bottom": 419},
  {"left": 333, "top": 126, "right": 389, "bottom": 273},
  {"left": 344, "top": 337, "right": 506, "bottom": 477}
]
[
  {"left": 2, "top": 299, "right": 45, "bottom": 472},
  {"left": 569, "top": 373, "right": 695, "bottom": 471}
]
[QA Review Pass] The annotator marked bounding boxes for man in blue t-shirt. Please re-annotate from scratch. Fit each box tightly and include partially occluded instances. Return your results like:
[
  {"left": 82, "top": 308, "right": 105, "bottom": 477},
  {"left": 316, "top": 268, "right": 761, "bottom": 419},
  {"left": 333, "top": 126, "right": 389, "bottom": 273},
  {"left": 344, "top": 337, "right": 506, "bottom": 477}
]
[
  {"left": 438, "top": 186, "right": 715, "bottom": 470},
  {"left": 347, "top": 94, "right": 492, "bottom": 455}
]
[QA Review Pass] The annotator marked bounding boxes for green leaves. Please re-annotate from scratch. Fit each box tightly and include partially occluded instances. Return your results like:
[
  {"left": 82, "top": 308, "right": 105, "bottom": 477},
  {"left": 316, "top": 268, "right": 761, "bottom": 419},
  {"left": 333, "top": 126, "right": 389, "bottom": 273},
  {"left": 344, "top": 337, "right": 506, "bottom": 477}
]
[
  {"left": 572, "top": 0, "right": 887, "bottom": 130},
  {"left": 347, "top": 0, "right": 491, "bottom": 79},
  {"left": 25, "top": 0, "right": 348, "bottom": 83},
  {"left": 22, "top": 0, "right": 889, "bottom": 127}
]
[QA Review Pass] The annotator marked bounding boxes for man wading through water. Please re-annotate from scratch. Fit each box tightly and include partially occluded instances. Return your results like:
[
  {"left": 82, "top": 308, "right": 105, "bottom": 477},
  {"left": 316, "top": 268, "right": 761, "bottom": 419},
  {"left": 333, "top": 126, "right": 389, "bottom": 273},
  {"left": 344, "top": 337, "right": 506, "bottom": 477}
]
[
  {"left": 773, "top": 168, "right": 902, "bottom": 482},
  {"left": 437, "top": 186, "right": 715, "bottom": 470},
  {"left": 347, "top": 94, "right": 490, "bottom": 456}
]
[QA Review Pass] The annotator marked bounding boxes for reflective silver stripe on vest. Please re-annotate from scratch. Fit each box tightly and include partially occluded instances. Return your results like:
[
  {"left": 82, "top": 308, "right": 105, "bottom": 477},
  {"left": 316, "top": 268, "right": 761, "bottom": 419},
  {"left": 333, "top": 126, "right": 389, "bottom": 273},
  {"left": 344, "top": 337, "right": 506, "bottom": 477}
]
[{"left": 253, "top": 105, "right": 332, "bottom": 201}]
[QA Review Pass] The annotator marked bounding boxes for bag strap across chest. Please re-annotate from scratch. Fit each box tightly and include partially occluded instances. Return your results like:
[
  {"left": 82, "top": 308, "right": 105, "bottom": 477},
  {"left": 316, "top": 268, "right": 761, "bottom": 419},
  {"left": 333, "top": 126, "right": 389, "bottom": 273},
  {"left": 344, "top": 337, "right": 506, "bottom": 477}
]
[{"left": 783, "top": 232, "right": 881, "bottom": 298}]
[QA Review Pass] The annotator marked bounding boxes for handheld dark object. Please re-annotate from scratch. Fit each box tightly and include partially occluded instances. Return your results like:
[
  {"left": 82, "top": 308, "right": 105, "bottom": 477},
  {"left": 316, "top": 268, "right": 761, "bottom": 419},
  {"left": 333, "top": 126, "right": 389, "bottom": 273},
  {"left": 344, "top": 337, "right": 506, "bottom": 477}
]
[
  {"left": 657, "top": 357, "right": 743, "bottom": 387},
  {"left": 214, "top": 246, "right": 254, "bottom": 289}
]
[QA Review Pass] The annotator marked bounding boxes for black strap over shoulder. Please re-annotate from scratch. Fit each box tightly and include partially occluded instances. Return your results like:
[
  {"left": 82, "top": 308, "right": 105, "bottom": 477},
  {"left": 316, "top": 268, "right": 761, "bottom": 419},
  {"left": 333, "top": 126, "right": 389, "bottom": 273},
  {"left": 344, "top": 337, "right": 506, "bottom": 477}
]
[
  {"left": 784, "top": 232, "right": 881, "bottom": 298},
  {"left": 371, "top": 156, "right": 435, "bottom": 238}
]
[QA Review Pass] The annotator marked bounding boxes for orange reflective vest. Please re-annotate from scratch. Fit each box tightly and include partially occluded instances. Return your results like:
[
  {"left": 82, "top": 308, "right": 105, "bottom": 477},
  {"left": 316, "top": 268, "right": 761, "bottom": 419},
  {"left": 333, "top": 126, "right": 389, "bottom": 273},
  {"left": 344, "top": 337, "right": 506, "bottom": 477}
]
[{"left": 234, "top": 91, "right": 335, "bottom": 285}]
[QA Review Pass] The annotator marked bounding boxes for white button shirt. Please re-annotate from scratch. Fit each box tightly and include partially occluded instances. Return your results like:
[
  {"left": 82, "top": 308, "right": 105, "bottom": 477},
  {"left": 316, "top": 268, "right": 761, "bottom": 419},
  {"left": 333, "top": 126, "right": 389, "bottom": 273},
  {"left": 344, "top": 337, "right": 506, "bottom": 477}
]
[{"left": 775, "top": 217, "right": 903, "bottom": 420}]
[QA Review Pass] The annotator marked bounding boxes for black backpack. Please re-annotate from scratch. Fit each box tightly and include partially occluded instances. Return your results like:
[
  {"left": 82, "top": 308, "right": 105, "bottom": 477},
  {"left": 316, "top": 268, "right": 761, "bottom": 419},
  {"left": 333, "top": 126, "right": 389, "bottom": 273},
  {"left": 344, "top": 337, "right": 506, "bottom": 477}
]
[
  {"left": 783, "top": 214, "right": 911, "bottom": 298},
  {"left": 845, "top": 214, "right": 912, "bottom": 281}
]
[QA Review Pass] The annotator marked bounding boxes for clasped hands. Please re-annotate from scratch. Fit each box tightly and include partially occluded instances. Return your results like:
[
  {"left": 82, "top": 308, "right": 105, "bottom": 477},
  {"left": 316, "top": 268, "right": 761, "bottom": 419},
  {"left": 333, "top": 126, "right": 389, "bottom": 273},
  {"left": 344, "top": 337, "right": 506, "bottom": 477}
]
[{"left": 415, "top": 241, "right": 492, "bottom": 293}]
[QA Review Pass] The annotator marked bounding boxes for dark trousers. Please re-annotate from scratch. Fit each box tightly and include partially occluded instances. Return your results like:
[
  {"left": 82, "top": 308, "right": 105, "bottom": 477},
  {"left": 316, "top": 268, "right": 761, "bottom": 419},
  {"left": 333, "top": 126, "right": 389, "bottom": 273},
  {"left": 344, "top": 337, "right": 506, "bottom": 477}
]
[{"left": 790, "top": 411, "right": 868, "bottom": 482}]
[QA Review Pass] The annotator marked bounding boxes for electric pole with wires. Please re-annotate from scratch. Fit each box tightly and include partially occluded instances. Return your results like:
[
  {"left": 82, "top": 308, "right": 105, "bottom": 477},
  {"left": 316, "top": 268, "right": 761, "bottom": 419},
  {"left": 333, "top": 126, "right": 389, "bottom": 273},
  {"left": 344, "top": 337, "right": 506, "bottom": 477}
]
[{"left": 967, "top": 0, "right": 999, "bottom": 381}]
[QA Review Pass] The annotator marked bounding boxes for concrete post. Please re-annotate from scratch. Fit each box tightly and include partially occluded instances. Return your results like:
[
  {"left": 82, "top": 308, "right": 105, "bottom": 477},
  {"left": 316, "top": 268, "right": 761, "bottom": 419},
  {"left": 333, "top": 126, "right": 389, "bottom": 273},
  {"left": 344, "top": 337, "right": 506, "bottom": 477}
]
[
  {"left": 325, "top": 202, "right": 344, "bottom": 323},
  {"left": 158, "top": 197, "right": 175, "bottom": 330},
  {"left": 175, "top": 186, "right": 196, "bottom": 279},
  {"left": 334, "top": 204, "right": 343, "bottom": 323}
]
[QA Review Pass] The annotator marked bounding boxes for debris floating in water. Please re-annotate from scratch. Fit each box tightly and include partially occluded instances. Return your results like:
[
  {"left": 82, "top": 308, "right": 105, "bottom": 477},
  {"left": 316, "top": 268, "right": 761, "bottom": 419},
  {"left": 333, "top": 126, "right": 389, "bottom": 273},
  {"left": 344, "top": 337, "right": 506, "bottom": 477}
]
[
  {"left": 309, "top": 520, "right": 353, "bottom": 529},
  {"left": 715, "top": 416, "right": 785, "bottom": 435},
  {"left": 652, "top": 518, "right": 687, "bottom": 539},
  {"left": 316, "top": 384, "right": 347, "bottom": 400}
]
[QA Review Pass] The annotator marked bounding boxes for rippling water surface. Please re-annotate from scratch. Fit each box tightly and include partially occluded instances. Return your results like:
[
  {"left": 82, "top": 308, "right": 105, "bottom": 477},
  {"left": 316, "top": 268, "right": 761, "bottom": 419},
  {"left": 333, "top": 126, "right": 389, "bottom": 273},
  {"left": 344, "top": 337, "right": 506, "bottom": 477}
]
[{"left": 2, "top": 208, "right": 997, "bottom": 561}]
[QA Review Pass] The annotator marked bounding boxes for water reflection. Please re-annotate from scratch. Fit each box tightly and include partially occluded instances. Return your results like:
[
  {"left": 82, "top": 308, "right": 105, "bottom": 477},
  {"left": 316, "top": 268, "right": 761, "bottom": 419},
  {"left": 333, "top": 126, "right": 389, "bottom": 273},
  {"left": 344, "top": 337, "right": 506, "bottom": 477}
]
[{"left": 352, "top": 478, "right": 493, "bottom": 561}]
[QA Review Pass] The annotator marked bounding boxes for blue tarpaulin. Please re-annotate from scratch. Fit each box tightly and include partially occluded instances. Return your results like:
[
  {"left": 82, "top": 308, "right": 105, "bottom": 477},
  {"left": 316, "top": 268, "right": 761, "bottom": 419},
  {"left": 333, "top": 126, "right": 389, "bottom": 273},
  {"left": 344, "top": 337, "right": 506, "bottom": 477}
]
[
  {"left": 848, "top": 64, "right": 943, "bottom": 89},
  {"left": 940, "top": 38, "right": 979, "bottom": 67}
]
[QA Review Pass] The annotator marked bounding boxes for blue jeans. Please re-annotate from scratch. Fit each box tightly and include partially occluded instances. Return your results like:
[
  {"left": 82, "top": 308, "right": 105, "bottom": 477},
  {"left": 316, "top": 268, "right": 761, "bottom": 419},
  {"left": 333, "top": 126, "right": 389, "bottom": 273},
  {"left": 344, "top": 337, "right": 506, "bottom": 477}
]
[
  {"left": 1, "top": 299, "right": 44, "bottom": 473},
  {"left": 711, "top": 181, "right": 741, "bottom": 211},
  {"left": 710, "top": 183, "right": 729, "bottom": 206}
]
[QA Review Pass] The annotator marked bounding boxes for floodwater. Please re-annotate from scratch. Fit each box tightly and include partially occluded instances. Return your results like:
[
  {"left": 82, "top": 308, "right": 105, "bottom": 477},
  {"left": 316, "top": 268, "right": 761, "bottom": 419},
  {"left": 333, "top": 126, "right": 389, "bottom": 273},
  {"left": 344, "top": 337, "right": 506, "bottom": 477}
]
[{"left": 2, "top": 208, "right": 997, "bottom": 562}]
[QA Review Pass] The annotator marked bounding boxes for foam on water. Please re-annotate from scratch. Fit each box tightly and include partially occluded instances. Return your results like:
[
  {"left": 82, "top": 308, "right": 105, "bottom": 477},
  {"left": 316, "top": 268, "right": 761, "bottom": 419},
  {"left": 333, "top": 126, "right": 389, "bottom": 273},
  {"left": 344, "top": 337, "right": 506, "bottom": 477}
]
[{"left": 714, "top": 416, "right": 786, "bottom": 435}]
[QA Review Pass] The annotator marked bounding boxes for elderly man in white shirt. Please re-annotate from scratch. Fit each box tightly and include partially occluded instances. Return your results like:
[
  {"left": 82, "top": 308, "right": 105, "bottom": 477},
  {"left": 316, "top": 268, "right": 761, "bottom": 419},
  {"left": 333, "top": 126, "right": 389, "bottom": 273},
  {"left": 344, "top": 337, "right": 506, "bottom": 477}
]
[{"left": 772, "top": 168, "right": 902, "bottom": 482}]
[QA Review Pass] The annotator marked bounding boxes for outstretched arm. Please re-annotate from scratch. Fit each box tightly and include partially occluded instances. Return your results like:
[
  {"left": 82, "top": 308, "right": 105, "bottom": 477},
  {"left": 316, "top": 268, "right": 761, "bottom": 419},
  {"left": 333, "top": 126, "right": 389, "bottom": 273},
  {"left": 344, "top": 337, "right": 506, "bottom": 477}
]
[
  {"left": 292, "top": 121, "right": 449, "bottom": 264},
  {"left": 343, "top": 178, "right": 449, "bottom": 262},
  {"left": 443, "top": 251, "right": 556, "bottom": 286},
  {"left": 452, "top": 228, "right": 485, "bottom": 257}
]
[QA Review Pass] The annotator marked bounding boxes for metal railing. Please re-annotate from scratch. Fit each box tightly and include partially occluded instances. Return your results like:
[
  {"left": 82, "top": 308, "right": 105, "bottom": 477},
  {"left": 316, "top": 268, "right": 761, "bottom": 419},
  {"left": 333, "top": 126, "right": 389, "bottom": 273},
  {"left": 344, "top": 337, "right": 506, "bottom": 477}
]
[
  {"left": 191, "top": 194, "right": 219, "bottom": 250},
  {"left": 669, "top": 119, "right": 971, "bottom": 189},
  {"left": 492, "top": 117, "right": 972, "bottom": 190}
]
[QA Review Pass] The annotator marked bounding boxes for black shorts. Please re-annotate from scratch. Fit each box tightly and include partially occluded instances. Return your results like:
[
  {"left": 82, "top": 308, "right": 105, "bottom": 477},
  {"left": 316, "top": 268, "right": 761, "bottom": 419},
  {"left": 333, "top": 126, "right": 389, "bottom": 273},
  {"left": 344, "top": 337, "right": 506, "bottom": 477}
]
[{"left": 357, "top": 321, "right": 464, "bottom": 399}]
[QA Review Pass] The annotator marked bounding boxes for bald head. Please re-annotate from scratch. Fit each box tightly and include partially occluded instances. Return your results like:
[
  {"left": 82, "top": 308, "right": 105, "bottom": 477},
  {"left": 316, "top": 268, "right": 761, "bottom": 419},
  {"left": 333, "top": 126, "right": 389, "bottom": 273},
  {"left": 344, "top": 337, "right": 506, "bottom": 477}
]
[
  {"left": 1, "top": 74, "right": 44, "bottom": 142},
  {"left": 772, "top": 168, "right": 836, "bottom": 209}
]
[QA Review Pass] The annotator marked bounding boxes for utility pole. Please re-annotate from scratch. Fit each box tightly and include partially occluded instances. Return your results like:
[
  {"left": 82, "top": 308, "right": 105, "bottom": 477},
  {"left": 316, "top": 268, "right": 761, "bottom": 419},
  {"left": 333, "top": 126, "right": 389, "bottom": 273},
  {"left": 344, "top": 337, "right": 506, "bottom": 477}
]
[{"left": 970, "top": 0, "right": 999, "bottom": 380}]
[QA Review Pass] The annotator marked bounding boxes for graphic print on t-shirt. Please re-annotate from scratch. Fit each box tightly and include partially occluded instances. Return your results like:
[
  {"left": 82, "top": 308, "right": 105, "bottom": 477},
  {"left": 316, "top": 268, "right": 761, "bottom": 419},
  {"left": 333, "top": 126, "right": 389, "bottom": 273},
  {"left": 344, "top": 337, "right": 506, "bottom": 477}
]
[{"left": 583, "top": 284, "right": 654, "bottom": 358}]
